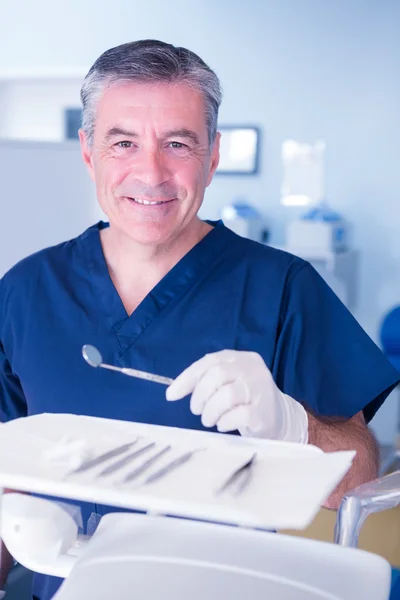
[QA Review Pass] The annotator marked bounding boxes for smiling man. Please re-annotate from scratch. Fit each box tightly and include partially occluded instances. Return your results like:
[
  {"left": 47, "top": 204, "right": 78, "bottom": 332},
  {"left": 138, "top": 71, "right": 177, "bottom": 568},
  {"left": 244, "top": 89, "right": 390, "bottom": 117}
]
[
  {"left": 79, "top": 74, "right": 219, "bottom": 316},
  {"left": 0, "top": 40, "right": 399, "bottom": 600}
]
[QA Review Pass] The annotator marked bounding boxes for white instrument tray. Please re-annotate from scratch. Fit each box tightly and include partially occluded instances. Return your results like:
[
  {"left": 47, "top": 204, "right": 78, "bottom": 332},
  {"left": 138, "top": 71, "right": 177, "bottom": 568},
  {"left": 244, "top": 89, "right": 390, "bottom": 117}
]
[{"left": 0, "top": 413, "right": 355, "bottom": 530}]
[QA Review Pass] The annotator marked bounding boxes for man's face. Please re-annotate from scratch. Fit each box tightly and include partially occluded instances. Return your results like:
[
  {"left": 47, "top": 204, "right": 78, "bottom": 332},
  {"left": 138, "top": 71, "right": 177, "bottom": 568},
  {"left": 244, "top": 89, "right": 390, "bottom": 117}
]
[{"left": 80, "top": 81, "right": 220, "bottom": 246}]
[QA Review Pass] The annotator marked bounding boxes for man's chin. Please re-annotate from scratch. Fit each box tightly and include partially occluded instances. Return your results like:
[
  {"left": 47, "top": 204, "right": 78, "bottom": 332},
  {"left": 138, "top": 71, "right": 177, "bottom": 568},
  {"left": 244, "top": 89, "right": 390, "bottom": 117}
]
[{"left": 112, "top": 221, "right": 179, "bottom": 247}]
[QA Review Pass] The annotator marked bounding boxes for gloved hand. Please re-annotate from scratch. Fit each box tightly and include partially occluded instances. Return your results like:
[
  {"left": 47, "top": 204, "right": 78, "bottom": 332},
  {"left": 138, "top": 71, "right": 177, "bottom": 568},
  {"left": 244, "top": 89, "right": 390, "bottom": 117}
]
[
  {"left": 166, "top": 350, "right": 308, "bottom": 443},
  {"left": 0, "top": 590, "right": 6, "bottom": 599}
]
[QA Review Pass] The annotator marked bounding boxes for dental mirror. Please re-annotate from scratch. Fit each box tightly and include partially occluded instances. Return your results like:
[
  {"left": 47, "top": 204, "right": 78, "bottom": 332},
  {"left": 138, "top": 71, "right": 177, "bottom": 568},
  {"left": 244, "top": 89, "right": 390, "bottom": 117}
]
[{"left": 82, "top": 344, "right": 174, "bottom": 386}]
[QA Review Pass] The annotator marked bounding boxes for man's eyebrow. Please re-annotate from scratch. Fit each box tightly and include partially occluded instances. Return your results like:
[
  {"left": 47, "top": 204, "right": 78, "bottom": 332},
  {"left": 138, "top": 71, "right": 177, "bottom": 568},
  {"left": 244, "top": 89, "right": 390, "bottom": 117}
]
[
  {"left": 104, "top": 127, "right": 201, "bottom": 145},
  {"left": 164, "top": 129, "right": 200, "bottom": 145},
  {"left": 105, "top": 127, "right": 138, "bottom": 141}
]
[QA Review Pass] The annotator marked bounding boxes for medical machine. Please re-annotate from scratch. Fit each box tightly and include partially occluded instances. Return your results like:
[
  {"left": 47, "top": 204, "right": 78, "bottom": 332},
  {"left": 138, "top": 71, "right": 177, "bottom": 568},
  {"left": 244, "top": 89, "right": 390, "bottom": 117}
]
[
  {"left": 220, "top": 202, "right": 269, "bottom": 244},
  {"left": 286, "top": 203, "right": 350, "bottom": 253}
]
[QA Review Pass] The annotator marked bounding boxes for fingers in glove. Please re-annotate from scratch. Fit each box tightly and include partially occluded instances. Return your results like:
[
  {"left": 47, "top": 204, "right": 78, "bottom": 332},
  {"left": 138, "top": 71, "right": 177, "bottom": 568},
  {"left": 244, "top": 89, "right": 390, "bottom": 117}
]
[
  {"left": 200, "top": 380, "right": 249, "bottom": 428},
  {"left": 166, "top": 350, "right": 238, "bottom": 401},
  {"left": 216, "top": 404, "right": 251, "bottom": 433},
  {"left": 190, "top": 362, "right": 246, "bottom": 416}
]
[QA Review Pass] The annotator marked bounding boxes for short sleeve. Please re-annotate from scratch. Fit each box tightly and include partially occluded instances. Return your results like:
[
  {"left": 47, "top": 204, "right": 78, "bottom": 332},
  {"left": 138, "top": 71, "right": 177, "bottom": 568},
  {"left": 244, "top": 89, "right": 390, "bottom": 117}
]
[{"left": 272, "top": 263, "right": 400, "bottom": 422}]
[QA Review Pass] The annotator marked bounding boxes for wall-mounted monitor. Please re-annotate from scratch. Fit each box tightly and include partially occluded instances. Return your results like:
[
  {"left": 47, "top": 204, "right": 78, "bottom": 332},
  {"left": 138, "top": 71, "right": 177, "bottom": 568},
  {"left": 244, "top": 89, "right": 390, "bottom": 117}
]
[{"left": 216, "top": 126, "right": 260, "bottom": 175}]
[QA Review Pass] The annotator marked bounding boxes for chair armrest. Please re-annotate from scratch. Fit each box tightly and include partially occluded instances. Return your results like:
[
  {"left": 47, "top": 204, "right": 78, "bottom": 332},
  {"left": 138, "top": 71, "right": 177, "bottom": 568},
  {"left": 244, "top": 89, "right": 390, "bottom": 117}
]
[{"left": 334, "top": 470, "right": 400, "bottom": 547}]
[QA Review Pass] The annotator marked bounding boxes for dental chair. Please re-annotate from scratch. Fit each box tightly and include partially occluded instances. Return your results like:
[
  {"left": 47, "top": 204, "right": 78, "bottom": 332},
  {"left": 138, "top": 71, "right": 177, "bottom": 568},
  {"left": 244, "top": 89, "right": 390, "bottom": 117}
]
[
  {"left": 378, "top": 305, "right": 400, "bottom": 475},
  {"left": 2, "top": 477, "right": 399, "bottom": 600},
  {"left": 336, "top": 470, "right": 400, "bottom": 599},
  {"left": 0, "top": 413, "right": 399, "bottom": 600}
]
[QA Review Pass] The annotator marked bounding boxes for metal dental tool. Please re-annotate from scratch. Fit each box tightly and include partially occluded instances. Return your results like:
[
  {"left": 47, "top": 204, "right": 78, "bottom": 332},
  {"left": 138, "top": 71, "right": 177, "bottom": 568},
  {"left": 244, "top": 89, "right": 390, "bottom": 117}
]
[
  {"left": 66, "top": 440, "right": 139, "bottom": 476},
  {"left": 82, "top": 345, "right": 174, "bottom": 386},
  {"left": 214, "top": 452, "right": 257, "bottom": 497},
  {"left": 143, "top": 449, "right": 202, "bottom": 485},
  {"left": 122, "top": 446, "right": 172, "bottom": 483},
  {"left": 97, "top": 442, "right": 156, "bottom": 477}
]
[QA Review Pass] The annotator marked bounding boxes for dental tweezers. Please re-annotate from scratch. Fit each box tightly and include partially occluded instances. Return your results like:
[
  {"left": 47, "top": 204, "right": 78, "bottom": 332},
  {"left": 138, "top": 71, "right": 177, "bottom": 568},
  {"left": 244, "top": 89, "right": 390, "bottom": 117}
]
[{"left": 215, "top": 452, "right": 257, "bottom": 497}]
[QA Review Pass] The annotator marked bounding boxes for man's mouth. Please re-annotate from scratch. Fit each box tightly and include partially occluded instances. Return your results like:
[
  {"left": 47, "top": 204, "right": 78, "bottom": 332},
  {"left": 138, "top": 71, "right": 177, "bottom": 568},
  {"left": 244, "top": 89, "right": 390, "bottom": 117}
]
[{"left": 126, "top": 197, "right": 176, "bottom": 206}]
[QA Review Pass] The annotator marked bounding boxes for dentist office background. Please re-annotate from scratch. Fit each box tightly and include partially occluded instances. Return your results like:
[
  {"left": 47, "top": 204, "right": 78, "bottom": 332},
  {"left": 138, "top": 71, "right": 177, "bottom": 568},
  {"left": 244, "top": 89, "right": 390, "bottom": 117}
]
[{"left": 0, "top": 0, "right": 399, "bottom": 450}]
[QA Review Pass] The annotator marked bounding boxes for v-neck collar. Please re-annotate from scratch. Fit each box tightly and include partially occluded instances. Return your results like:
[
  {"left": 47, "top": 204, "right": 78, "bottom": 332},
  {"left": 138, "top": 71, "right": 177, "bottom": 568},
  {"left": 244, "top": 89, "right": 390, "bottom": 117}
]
[{"left": 80, "top": 220, "right": 233, "bottom": 354}]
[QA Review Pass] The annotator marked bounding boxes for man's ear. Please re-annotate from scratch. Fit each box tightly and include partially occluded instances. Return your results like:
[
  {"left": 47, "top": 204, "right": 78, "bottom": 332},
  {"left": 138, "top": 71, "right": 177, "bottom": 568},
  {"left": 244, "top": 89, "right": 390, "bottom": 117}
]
[
  {"left": 206, "top": 132, "right": 220, "bottom": 187},
  {"left": 79, "top": 129, "right": 95, "bottom": 181}
]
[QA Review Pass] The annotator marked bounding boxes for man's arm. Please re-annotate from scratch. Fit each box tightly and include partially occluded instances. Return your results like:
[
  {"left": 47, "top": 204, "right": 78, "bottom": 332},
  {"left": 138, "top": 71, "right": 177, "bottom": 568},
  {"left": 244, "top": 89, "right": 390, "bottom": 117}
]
[
  {"left": 308, "top": 411, "right": 379, "bottom": 509},
  {"left": 0, "top": 489, "right": 23, "bottom": 590},
  {"left": 0, "top": 540, "right": 13, "bottom": 591}
]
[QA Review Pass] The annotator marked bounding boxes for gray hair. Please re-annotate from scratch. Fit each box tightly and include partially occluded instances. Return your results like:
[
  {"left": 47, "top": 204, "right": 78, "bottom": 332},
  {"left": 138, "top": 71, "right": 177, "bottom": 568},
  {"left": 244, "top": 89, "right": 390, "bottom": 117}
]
[{"left": 80, "top": 39, "right": 222, "bottom": 149}]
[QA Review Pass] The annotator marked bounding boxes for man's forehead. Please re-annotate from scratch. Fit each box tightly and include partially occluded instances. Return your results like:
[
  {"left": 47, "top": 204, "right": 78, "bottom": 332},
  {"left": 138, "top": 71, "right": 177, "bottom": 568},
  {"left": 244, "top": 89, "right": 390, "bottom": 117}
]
[
  {"left": 98, "top": 80, "right": 205, "bottom": 111},
  {"left": 94, "top": 81, "right": 208, "bottom": 140}
]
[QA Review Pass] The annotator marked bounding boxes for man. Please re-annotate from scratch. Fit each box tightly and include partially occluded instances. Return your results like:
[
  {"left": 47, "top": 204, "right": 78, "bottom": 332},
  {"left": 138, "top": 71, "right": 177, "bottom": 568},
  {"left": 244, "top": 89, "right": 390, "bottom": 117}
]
[{"left": 0, "top": 39, "right": 399, "bottom": 599}]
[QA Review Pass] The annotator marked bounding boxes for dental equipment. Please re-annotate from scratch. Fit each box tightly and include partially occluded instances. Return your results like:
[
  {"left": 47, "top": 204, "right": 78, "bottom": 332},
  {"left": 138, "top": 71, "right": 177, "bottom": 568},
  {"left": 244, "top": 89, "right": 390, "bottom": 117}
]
[
  {"left": 82, "top": 345, "right": 174, "bottom": 386},
  {"left": 67, "top": 440, "right": 138, "bottom": 476},
  {"left": 97, "top": 442, "right": 156, "bottom": 477},
  {"left": 215, "top": 452, "right": 257, "bottom": 496},
  {"left": 123, "top": 446, "right": 172, "bottom": 483},
  {"left": 144, "top": 448, "right": 203, "bottom": 485}
]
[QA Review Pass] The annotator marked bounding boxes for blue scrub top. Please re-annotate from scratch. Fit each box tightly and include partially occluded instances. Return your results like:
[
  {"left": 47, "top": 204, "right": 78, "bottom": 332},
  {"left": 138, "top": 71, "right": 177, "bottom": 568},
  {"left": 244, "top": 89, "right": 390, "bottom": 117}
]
[{"left": 1, "top": 220, "right": 399, "bottom": 599}]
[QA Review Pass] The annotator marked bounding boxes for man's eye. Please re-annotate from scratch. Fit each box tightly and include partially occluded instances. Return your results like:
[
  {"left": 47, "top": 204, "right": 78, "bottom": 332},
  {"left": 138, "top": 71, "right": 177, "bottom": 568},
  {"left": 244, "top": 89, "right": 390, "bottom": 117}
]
[
  {"left": 116, "top": 141, "right": 133, "bottom": 148},
  {"left": 169, "top": 142, "right": 187, "bottom": 149}
]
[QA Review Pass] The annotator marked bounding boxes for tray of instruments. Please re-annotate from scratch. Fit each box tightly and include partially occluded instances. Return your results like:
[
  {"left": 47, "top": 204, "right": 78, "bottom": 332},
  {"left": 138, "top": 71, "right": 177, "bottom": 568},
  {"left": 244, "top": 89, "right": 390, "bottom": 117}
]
[{"left": 0, "top": 413, "right": 355, "bottom": 530}]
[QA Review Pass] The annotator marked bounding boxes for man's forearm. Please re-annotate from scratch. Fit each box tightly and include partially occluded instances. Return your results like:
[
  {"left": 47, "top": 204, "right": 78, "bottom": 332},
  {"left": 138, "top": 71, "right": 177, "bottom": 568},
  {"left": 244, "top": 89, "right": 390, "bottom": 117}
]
[
  {"left": 307, "top": 411, "right": 379, "bottom": 510},
  {"left": 0, "top": 489, "right": 21, "bottom": 590},
  {"left": 0, "top": 540, "right": 14, "bottom": 590}
]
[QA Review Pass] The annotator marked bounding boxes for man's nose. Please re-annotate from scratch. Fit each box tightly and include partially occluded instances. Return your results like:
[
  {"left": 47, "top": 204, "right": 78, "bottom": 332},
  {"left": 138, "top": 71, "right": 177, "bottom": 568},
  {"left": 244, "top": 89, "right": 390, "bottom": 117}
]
[{"left": 134, "top": 149, "right": 171, "bottom": 188}]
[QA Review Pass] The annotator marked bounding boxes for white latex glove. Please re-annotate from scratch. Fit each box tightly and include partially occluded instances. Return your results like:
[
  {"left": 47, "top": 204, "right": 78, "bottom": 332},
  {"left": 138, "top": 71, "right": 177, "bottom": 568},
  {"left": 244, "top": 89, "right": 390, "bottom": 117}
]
[
  {"left": 0, "top": 590, "right": 6, "bottom": 598},
  {"left": 166, "top": 350, "right": 308, "bottom": 443}
]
